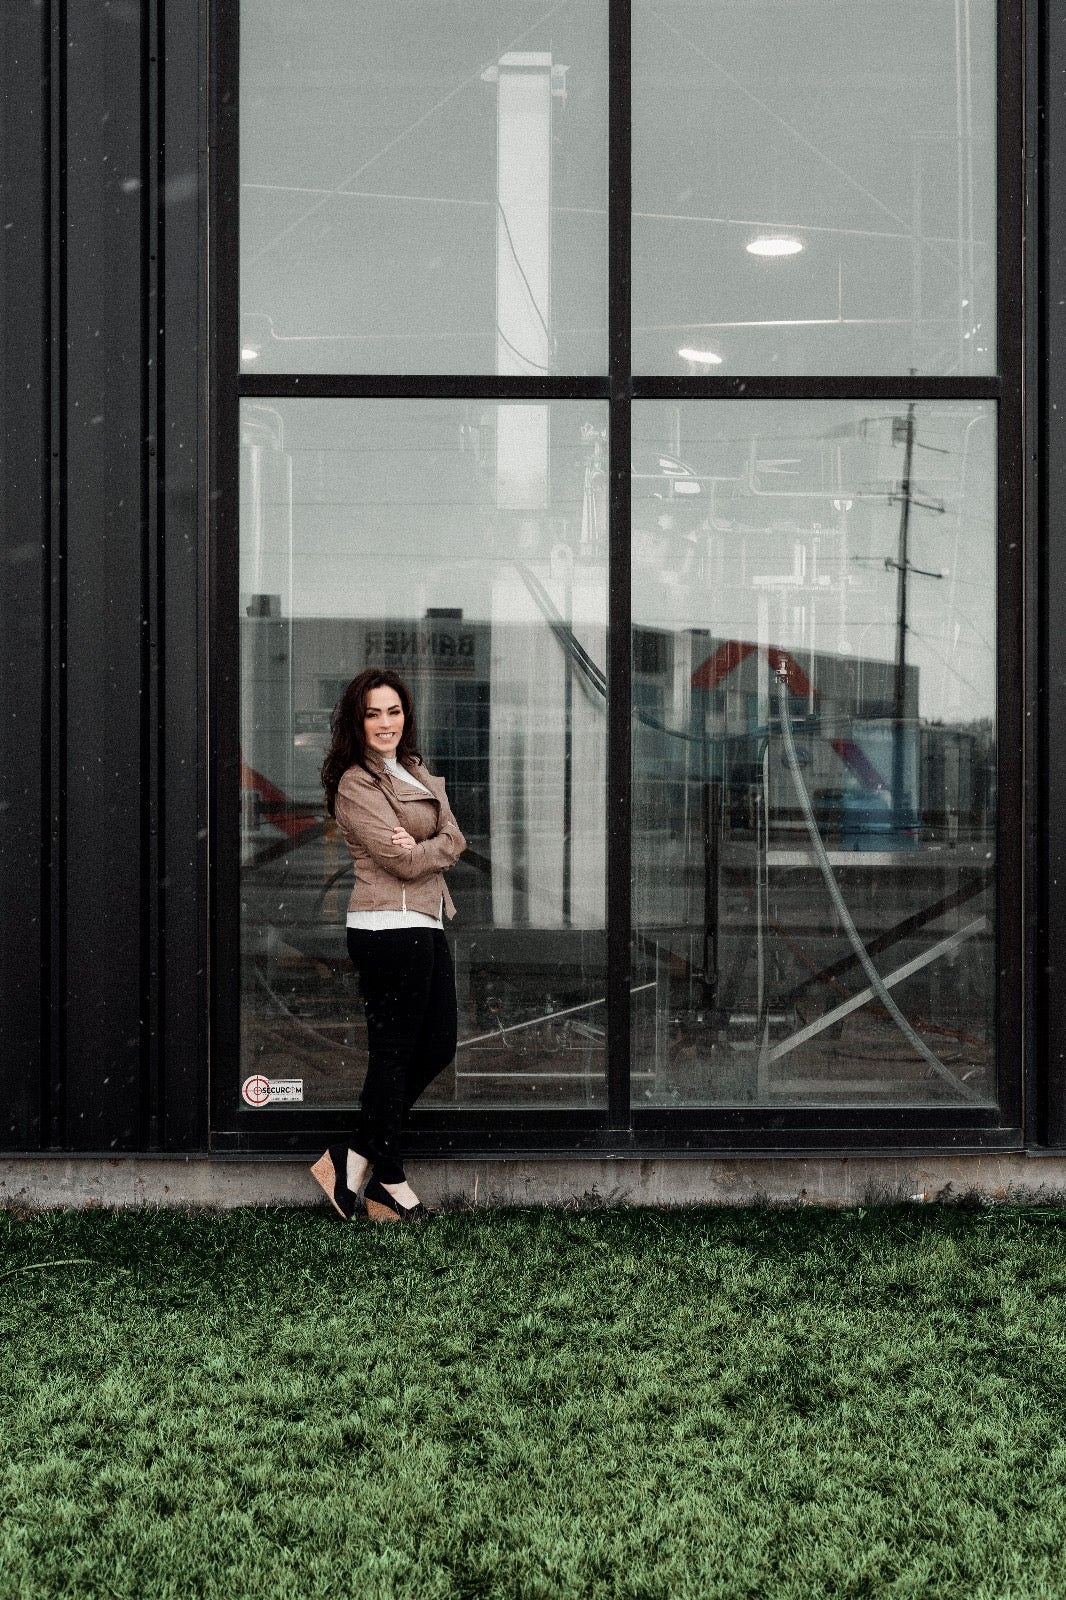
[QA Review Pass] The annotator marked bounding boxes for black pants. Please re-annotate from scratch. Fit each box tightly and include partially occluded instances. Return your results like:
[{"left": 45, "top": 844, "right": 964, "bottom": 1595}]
[{"left": 346, "top": 927, "right": 457, "bottom": 1184}]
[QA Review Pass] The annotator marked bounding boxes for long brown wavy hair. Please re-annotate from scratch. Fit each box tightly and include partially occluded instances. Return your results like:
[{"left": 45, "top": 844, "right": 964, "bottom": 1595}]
[{"left": 320, "top": 668, "right": 422, "bottom": 817}]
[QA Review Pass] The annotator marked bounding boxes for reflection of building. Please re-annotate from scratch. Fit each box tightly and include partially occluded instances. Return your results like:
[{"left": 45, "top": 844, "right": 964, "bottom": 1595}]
[
  {"left": 240, "top": 601, "right": 607, "bottom": 930},
  {"left": 635, "top": 631, "right": 925, "bottom": 833},
  {"left": 240, "top": 606, "right": 487, "bottom": 807},
  {"left": 241, "top": 606, "right": 993, "bottom": 920}
]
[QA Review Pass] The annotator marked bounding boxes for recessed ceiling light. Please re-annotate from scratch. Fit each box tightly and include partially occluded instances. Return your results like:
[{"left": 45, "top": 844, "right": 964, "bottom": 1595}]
[
  {"left": 746, "top": 236, "right": 804, "bottom": 258},
  {"left": 678, "top": 346, "right": 723, "bottom": 365},
  {"left": 241, "top": 347, "right": 260, "bottom": 362}
]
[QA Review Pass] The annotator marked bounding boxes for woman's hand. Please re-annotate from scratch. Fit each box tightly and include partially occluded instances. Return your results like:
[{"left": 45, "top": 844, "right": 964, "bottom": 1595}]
[{"left": 391, "top": 826, "right": 417, "bottom": 851}]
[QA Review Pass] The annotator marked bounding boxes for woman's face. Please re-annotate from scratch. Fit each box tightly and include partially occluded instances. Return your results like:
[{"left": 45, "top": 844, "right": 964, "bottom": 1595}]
[{"left": 362, "top": 684, "right": 405, "bottom": 758}]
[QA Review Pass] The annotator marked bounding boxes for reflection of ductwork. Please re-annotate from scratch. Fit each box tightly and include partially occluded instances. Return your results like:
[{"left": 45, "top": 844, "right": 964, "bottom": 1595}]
[
  {"left": 631, "top": 448, "right": 706, "bottom": 537},
  {"left": 631, "top": 450, "right": 703, "bottom": 501}
]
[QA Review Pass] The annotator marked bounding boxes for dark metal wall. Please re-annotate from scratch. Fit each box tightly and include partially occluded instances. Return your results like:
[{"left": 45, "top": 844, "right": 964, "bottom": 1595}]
[
  {"left": 1, "top": 2, "right": 49, "bottom": 1147},
  {"left": 0, "top": 0, "right": 207, "bottom": 1152}
]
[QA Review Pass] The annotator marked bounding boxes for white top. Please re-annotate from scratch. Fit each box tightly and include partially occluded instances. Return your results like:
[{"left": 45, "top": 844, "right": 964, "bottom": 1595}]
[
  {"left": 346, "top": 758, "right": 444, "bottom": 930},
  {"left": 383, "top": 756, "right": 431, "bottom": 795}
]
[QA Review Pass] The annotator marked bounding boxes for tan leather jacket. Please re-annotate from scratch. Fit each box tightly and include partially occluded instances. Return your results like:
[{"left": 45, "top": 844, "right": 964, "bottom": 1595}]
[{"left": 334, "top": 756, "right": 467, "bottom": 920}]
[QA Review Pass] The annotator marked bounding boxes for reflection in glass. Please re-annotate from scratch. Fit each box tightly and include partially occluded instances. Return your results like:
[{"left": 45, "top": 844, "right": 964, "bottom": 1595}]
[
  {"left": 239, "top": 400, "right": 608, "bottom": 1107},
  {"left": 240, "top": 2, "right": 607, "bottom": 375},
  {"left": 633, "top": 0, "right": 996, "bottom": 375},
  {"left": 632, "top": 401, "right": 996, "bottom": 1106}
]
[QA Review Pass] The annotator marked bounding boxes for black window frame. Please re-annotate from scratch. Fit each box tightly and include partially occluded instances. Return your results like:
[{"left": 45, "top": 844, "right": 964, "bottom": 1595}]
[{"left": 209, "top": 0, "right": 1033, "bottom": 1156}]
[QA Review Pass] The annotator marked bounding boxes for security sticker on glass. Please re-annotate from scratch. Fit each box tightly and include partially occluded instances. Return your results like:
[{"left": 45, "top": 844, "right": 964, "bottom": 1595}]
[{"left": 241, "top": 1075, "right": 303, "bottom": 1107}]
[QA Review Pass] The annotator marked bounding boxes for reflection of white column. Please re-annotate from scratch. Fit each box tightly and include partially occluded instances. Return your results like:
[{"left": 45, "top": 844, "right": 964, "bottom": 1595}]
[
  {"left": 496, "top": 406, "right": 549, "bottom": 511},
  {"left": 483, "top": 52, "right": 554, "bottom": 377},
  {"left": 490, "top": 564, "right": 606, "bottom": 930},
  {"left": 567, "top": 570, "right": 607, "bottom": 929},
  {"left": 483, "top": 52, "right": 562, "bottom": 509},
  {"left": 482, "top": 54, "right": 580, "bottom": 923},
  {"left": 491, "top": 566, "right": 563, "bottom": 925}
]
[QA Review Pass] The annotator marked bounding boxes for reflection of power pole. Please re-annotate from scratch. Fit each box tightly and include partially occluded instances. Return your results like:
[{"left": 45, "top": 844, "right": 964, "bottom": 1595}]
[
  {"left": 887, "top": 404, "right": 946, "bottom": 836},
  {"left": 891, "top": 402, "right": 916, "bottom": 829}
]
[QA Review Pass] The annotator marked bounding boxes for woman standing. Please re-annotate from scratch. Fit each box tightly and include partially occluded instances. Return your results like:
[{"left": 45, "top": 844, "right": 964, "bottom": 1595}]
[{"left": 312, "top": 669, "right": 466, "bottom": 1221}]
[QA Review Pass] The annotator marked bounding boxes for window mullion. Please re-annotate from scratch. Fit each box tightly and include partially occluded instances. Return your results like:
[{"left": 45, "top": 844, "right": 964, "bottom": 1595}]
[{"left": 607, "top": 0, "right": 632, "bottom": 1131}]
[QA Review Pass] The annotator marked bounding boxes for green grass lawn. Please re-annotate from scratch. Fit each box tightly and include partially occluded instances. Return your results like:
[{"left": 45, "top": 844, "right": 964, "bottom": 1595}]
[{"left": 3, "top": 1202, "right": 1066, "bottom": 1600}]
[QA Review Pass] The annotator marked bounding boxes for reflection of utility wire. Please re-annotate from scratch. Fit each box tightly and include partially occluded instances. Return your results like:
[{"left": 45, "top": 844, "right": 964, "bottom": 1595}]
[
  {"left": 645, "top": 6, "right": 954, "bottom": 265},
  {"left": 905, "top": 627, "right": 986, "bottom": 702},
  {"left": 516, "top": 561, "right": 607, "bottom": 698},
  {"left": 516, "top": 561, "right": 714, "bottom": 743},
  {"left": 495, "top": 321, "right": 552, "bottom": 372},
  {"left": 497, "top": 198, "right": 555, "bottom": 353},
  {"left": 634, "top": 711, "right": 712, "bottom": 745},
  {"left": 247, "top": 0, "right": 575, "bottom": 267},
  {"left": 245, "top": 183, "right": 980, "bottom": 257}
]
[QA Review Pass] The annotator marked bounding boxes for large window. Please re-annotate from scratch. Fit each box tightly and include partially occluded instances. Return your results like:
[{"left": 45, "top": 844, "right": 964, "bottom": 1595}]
[
  {"left": 239, "top": 399, "right": 609, "bottom": 1106},
  {"left": 229, "top": 0, "right": 1016, "bottom": 1138},
  {"left": 631, "top": 401, "right": 996, "bottom": 1107}
]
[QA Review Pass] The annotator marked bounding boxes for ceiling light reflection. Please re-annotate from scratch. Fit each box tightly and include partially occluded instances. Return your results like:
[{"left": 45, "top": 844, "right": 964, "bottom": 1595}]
[
  {"left": 746, "top": 236, "right": 804, "bottom": 258},
  {"left": 678, "top": 346, "right": 723, "bottom": 365}
]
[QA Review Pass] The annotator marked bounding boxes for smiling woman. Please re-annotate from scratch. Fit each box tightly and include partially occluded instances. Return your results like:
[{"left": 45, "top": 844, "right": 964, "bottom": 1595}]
[
  {"left": 310, "top": 669, "right": 467, "bottom": 1220},
  {"left": 361, "top": 684, "right": 406, "bottom": 760}
]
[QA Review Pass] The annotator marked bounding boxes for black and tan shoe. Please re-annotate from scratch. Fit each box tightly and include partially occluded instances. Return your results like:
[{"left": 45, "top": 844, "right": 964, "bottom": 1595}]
[
  {"left": 363, "top": 1175, "right": 428, "bottom": 1223},
  {"left": 309, "top": 1146, "right": 363, "bottom": 1220}
]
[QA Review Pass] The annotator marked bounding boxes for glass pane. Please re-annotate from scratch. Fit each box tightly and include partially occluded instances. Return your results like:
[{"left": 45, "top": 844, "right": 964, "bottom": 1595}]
[
  {"left": 240, "top": 399, "right": 609, "bottom": 1109},
  {"left": 633, "top": 1, "right": 996, "bottom": 376},
  {"left": 632, "top": 400, "right": 996, "bottom": 1106},
  {"left": 240, "top": 1, "right": 607, "bottom": 375}
]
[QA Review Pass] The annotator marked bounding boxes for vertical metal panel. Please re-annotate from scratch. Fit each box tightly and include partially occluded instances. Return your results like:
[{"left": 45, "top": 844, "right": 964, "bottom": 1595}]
[
  {"left": 47, "top": 0, "right": 68, "bottom": 1149},
  {"left": 159, "top": 0, "right": 210, "bottom": 1149},
  {"left": 1042, "top": 0, "right": 1066, "bottom": 1143},
  {"left": 209, "top": 0, "right": 242, "bottom": 1134},
  {"left": 1023, "top": 0, "right": 1043, "bottom": 1143},
  {"left": 993, "top": 0, "right": 1027, "bottom": 1137},
  {"left": 60, "top": 0, "right": 147, "bottom": 1148},
  {"left": 0, "top": 1, "right": 49, "bottom": 1148},
  {"left": 142, "top": 0, "right": 162, "bottom": 1147}
]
